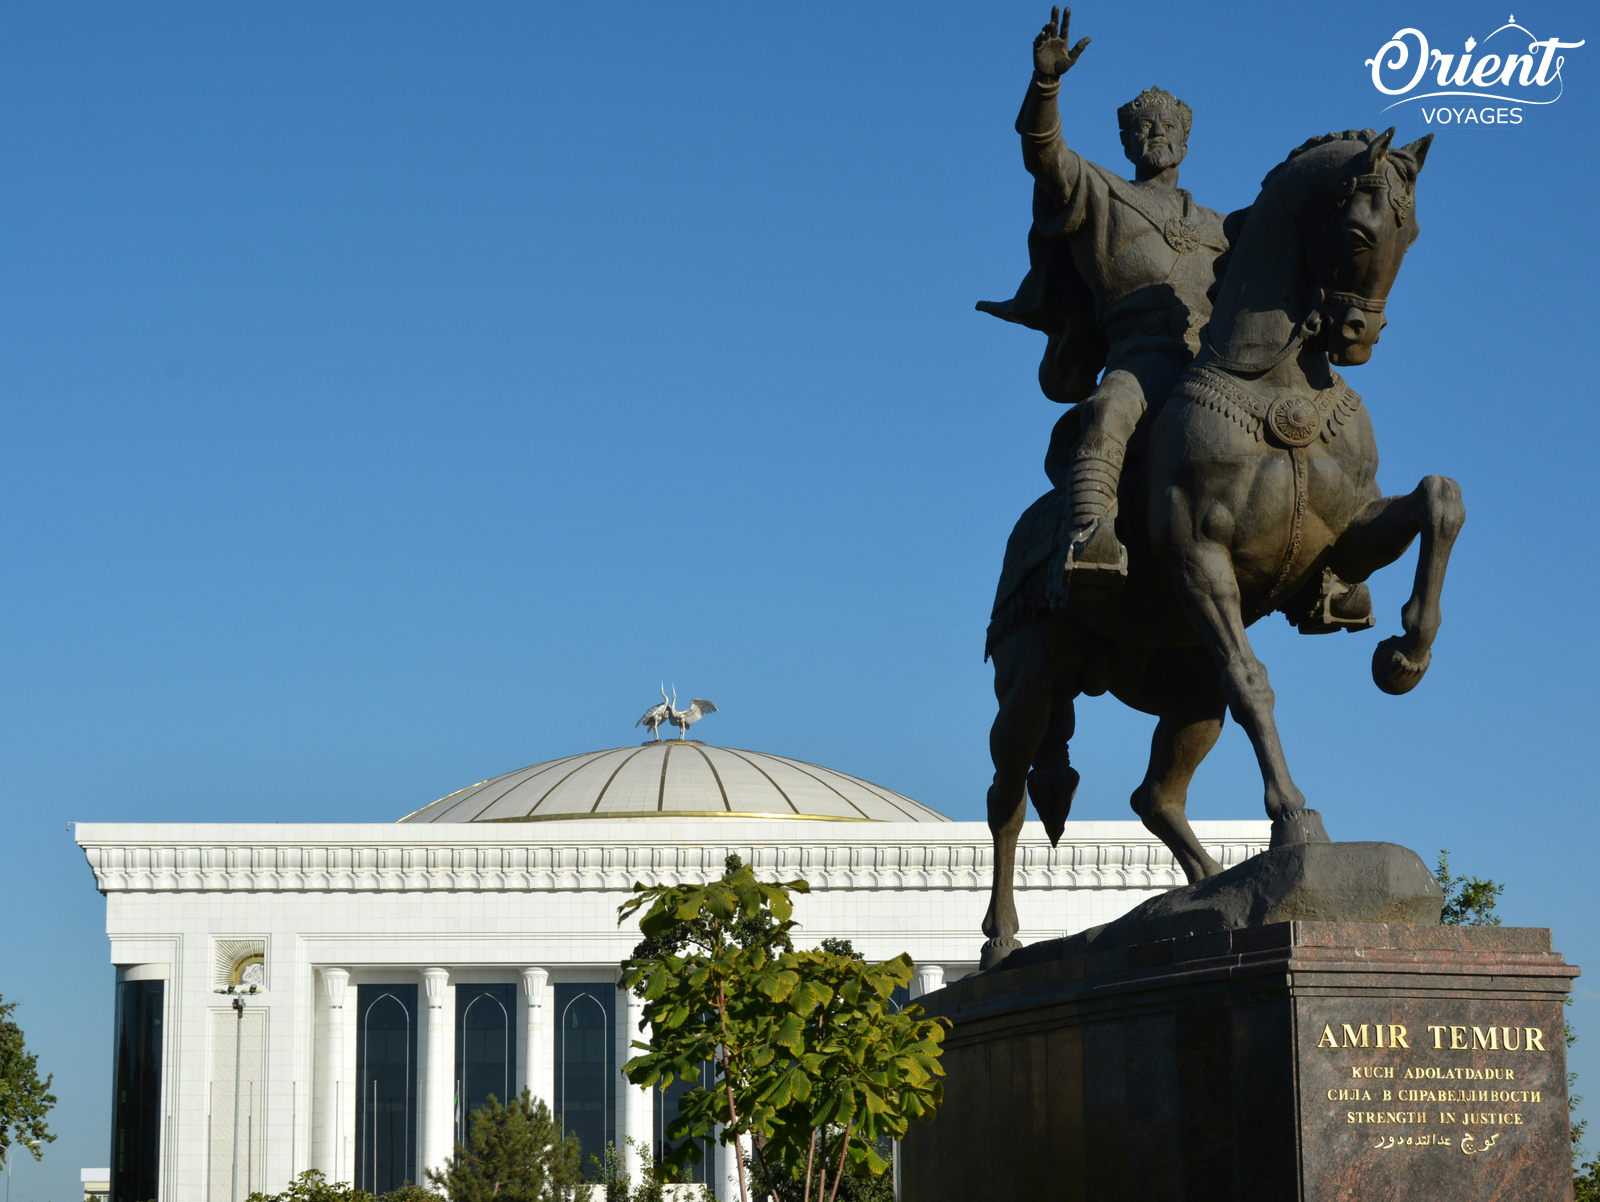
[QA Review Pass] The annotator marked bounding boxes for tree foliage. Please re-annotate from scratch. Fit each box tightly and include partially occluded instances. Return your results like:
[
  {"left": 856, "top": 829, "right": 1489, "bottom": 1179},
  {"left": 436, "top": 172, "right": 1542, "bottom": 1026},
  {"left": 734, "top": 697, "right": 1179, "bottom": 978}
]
[
  {"left": 1576, "top": 1155, "right": 1600, "bottom": 1202},
  {"left": 625, "top": 856, "right": 794, "bottom": 988},
  {"left": 244, "top": 1170, "right": 374, "bottom": 1202},
  {"left": 586, "top": 1137, "right": 715, "bottom": 1202},
  {"left": 1434, "top": 850, "right": 1504, "bottom": 926},
  {"left": 245, "top": 1169, "right": 445, "bottom": 1202},
  {"left": 426, "top": 1091, "right": 583, "bottom": 1202},
  {"left": 0, "top": 994, "right": 56, "bottom": 1165},
  {"left": 617, "top": 859, "right": 947, "bottom": 1202}
]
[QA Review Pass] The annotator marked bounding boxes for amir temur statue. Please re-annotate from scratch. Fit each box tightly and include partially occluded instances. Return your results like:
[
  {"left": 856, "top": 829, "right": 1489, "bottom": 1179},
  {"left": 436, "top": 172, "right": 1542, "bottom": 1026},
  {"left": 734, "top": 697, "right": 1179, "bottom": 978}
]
[{"left": 977, "top": 6, "right": 1451, "bottom": 968}]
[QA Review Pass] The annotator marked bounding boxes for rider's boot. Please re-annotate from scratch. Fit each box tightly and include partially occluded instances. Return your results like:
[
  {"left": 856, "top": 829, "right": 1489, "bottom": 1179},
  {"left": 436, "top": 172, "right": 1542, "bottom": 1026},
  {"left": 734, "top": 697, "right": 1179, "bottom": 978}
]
[
  {"left": 1288, "top": 567, "right": 1377, "bottom": 635},
  {"left": 1061, "top": 434, "right": 1130, "bottom": 596}
]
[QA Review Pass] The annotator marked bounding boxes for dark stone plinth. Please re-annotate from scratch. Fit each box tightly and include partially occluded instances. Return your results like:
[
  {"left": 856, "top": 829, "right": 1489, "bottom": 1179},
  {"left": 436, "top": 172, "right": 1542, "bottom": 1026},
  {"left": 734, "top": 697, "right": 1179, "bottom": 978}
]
[
  {"left": 998, "top": 843, "right": 1444, "bottom": 973},
  {"left": 901, "top": 923, "right": 1578, "bottom": 1202}
]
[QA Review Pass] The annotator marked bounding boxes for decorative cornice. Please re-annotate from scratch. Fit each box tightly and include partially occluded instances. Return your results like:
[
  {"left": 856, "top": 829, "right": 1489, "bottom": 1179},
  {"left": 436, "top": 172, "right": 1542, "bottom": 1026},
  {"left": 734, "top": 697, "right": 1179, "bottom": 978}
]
[{"left": 75, "top": 823, "right": 1269, "bottom": 895}]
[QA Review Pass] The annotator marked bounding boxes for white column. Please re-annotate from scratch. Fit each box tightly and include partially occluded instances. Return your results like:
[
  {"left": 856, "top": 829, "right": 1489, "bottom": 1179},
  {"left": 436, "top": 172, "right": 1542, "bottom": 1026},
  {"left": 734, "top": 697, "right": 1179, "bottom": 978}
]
[
  {"left": 520, "top": 968, "right": 549, "bottom": 1108},
  {"left": 715, "top": 1124, "right": 743, "bottom": 1202},
  {"left": 421, "top": 968, "right": 452, "bottom": 1178},
  {"left": 909, "top": 964, "right": 945, "bottom": 1001},
  {"left": 315, "top": 967, "right": 350, "bottom": 1180},
  {"left": 621, "top": 986, "right": 653, "bottom": 1183}
]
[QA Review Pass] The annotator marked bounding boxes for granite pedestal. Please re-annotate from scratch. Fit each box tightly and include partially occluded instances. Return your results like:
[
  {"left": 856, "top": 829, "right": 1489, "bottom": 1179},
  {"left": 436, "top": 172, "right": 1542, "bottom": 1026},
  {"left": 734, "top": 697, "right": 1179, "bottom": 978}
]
[{"left": 901, "top": 922, "right": 1577, "bottom": 1201}]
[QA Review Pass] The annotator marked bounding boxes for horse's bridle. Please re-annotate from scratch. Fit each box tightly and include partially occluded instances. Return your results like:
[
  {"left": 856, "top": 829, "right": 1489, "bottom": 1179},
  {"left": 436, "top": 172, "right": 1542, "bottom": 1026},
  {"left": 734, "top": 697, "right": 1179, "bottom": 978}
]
[{"left": 1203, "top": 170, "right": 1405, "bottom": 373}]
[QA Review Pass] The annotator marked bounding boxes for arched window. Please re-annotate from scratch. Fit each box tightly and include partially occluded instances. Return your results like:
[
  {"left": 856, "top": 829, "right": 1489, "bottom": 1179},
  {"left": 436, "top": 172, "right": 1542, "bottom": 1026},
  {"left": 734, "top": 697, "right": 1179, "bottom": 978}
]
[
  {"left": 455, "top": 985, "right": 515, "bottom": 1143},
  {"left": 356, "top": 985, "right": 416, "bottom": 1195},
  {"left": 653, "top": 1058, "right": 714, "bottom": 1184},
  {"left": 554, "top": 985, "right": 615, "bottom": 1173}
]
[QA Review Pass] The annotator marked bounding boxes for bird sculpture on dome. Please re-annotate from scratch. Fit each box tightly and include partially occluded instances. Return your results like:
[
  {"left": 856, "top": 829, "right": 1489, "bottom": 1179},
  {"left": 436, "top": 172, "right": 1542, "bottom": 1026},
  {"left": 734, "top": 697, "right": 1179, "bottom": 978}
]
[
  {"left": 636, "top": 685, "right": 672, "bottom": 742},
  {"left": 665, "top": 686, "right": 718, "bottom": 741}
]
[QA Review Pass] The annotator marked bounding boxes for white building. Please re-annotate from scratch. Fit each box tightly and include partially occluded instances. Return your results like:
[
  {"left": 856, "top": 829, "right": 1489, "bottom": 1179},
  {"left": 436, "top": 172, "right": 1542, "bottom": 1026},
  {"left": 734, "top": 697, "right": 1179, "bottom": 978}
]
[{"left": 75, "top": 741, "right": 1267, "bottom": 1202}]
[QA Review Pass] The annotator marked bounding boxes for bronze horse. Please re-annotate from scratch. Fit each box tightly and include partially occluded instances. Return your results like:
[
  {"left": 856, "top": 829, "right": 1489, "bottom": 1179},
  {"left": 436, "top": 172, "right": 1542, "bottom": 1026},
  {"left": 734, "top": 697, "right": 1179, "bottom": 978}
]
[{"left": 981, "top": 128, "right": 1460, "bottom": 969}]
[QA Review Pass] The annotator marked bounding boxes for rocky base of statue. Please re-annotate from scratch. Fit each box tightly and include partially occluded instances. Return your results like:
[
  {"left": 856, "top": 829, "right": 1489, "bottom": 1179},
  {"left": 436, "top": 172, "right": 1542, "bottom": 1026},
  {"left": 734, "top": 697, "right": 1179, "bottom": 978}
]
[
  {"left": 994, "top": 817, "right": 1446, "bottom": 974},
  {"left": 901, "top": 922, "right": 1578, "bottom": 1202}
]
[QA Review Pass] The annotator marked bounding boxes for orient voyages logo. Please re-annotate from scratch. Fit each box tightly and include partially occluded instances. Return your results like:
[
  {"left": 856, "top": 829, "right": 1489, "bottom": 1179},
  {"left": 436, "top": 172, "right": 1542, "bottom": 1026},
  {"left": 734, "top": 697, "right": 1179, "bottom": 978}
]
[{"left": 1365, "top": 16, "right": 1583, "bottom": 125}]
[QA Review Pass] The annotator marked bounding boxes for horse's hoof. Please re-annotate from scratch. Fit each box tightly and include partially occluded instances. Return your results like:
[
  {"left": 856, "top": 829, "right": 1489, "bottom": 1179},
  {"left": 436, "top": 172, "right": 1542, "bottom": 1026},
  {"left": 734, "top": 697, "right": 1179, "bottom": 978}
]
[
  {"left": 1028, "top": 764, "right": 1080, "bottom": 847},
  {"left": 1372, "top": 636, "right": 1431, "bottom": 695},
  {"left": 979, "top": 937, "right": 1021, "bottom": 972},
  {"left": 1270, "top": 807, "right": 1331, "bottom": 847}
]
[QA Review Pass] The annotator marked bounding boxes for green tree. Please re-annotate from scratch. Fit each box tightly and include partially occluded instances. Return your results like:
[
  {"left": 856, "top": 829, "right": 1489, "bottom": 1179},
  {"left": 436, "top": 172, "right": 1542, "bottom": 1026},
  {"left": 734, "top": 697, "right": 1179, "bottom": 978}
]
[
  {"left": 586, "top": 1137, "right": 715, "bottom": 1202},
  {"left": 732, "top": 938, "right": 896, "bottom": 1202},
  {"left": 244, "top": 1169, "right": 374, "bottom": 1202},
  {"left": 0, "top": 994, "right": 56, "bottom": 1167},
  {"left": 624, "top": 856, "right": 794, "bottom": 989},
  {"left": 427, "top": 1090, "right": 583, "bottom": 1202},
  {"left": 742, "top": 1139, "right": 896, "bottom": 1202},
  {"left": 380, "top": 1186, "right": 445, "bottom": 1202},
  {"left": 245, "top": 1170, "right": 447, "bottom": 1202},
  {"left": 1571, "top": 1004, "right": 1588, "bottom": 1170},
  {"left": 1576, "top": 1155, "right": 1600, "bottom": 1202},
  {"left": 1434, "top": 850, "right": 1504, "bottom": 926},
  {"left": 617, "top": 860, "right": 947, "bottom": 1202}
]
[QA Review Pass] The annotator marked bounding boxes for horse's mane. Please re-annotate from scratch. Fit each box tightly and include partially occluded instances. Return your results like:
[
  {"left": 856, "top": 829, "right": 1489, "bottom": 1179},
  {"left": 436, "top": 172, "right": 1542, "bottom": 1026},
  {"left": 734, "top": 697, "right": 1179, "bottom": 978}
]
[
  {"left": 1209, "top": 128, "right": 1422, "bottom": 298},
  {"left": 1259, "top": 129, "right": 1381, "bottom": 188}
]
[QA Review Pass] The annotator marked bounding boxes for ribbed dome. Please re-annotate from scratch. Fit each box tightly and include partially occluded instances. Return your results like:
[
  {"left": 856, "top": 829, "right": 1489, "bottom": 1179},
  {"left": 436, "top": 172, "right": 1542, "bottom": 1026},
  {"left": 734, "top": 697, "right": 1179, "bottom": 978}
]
[{"left": 398, "top": 744, "right": 950, "bottom": 824}]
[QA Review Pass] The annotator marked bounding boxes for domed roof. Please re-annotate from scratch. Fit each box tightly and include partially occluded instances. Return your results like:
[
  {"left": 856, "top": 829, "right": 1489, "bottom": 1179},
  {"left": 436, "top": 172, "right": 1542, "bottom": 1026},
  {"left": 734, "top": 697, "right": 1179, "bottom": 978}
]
[{"left": 398, "top": 743, "right": 950, "bottom": 824}]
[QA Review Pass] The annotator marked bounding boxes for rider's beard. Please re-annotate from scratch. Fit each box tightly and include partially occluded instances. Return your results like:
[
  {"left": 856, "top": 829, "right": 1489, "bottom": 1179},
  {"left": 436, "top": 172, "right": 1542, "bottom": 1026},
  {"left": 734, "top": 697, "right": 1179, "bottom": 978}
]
[{"left": 1135, "top": 140, "right": 1186, "bottom": 172}]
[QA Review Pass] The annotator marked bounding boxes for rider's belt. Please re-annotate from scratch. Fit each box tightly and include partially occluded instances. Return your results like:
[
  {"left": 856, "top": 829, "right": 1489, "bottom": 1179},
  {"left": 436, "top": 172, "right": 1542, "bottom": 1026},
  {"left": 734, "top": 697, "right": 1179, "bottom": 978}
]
[{"left": 1171, "top": 363, "right": 1363, "bottom": 449}]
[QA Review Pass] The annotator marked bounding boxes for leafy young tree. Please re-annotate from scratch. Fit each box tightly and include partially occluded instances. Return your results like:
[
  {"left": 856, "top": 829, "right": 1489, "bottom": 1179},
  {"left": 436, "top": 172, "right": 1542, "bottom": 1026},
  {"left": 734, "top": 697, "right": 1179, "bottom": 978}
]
[
  {"left": 624, "top": 856, "right": 794, "bottom": 987},
  {"left": 617, "top": 860, "right": 947, "bottom": 1202},
  {"left": 587, "top": 1137, "right": 716, "bottom": 1202},
  {"left": 245, "top": 1169, "right": 446, "bottom": 1202},
  {"left": 1434, "top": 850, "right": 1504, "bottom": 926},
  {"left": 427, "top": 1091, "right": 584, "bottom": 1202},
  {"left": 1577, "top": 1155, "right": 1600, "bottom": 1202},
  {"left": 745, "top": 1141, "right": 893, "bottom": 1202},
  {"left": 380, "top": 1186, "right": 446, "bottom": 1202},
  {"left": 1572, "top": 1004, "right": 1588, "bottom": 1170},
  {"left": 0, "top": 994, "right": 56, "bottom": 1167},
  {"left": 243, "top": 1169, "right": 375, "bottom": 1202}
]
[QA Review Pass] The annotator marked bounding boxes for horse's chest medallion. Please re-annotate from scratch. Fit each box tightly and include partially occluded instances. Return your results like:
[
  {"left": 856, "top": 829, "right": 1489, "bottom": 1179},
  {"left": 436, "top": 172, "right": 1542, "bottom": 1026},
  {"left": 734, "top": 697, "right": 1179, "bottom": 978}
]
[{"left": 1267, "top": 394, "right": 1323, "bottom": 447}]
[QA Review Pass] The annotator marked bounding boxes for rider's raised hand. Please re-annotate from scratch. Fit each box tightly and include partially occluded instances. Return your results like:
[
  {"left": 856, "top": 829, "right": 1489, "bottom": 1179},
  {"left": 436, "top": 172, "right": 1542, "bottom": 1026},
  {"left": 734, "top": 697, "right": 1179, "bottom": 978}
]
[{"left": 1033, "top": 6, "right": 1090, "bottom": 77}]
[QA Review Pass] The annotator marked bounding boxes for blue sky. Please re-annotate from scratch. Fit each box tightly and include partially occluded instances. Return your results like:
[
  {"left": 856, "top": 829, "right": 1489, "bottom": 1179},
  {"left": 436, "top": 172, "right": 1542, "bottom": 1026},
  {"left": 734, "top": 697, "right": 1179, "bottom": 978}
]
[{"left": 1, "top": 2, "right": 1595, "bottom": 1196}]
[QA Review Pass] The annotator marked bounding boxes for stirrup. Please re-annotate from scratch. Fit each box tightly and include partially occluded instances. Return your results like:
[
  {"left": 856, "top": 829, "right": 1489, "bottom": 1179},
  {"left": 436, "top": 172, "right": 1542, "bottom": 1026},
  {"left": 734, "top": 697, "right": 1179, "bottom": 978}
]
[
  {"left": 1062, "top": 514, "right": 1129, "bottom": 595},
  {"left": 1288, "top": 567, "right": 1375, "bottom": 635}
]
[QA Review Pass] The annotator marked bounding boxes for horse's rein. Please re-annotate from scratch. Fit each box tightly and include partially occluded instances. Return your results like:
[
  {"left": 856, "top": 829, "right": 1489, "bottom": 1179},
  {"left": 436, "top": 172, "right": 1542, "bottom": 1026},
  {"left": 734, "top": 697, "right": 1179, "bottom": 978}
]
[
  {"left": 1200, "top": 308, "right": 1322, "bottom": 375},
  {"left": 1201, "top": 169, "right": 1402, "bottom": 375}
]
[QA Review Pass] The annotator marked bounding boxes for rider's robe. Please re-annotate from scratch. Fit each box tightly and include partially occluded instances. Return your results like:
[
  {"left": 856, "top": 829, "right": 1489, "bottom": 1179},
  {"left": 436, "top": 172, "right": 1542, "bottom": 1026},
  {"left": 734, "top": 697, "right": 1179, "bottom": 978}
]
[{"left": 980, "top": 142, "right": 1229, "bottom": 656}]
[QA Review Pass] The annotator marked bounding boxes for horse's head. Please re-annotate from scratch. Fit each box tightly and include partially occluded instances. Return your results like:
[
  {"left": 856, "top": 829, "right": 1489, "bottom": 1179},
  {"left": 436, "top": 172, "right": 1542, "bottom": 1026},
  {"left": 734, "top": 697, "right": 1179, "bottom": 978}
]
[{"left": 1303, "top": 128, "right": 1432, "bottom": 366}]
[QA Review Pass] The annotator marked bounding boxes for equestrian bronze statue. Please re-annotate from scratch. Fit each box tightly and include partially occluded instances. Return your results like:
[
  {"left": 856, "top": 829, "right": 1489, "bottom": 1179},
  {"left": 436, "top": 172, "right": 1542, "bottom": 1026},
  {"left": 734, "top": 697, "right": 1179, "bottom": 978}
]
[{"left": 979, "top": 8, "right": 1460, "bottom": 969}]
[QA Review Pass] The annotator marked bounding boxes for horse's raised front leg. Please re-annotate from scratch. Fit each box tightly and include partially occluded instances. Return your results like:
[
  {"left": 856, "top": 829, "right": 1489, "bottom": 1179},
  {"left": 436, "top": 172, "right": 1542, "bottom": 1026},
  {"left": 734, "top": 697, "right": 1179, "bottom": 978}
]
[
  {"left": 1131, "top": 709, "right": 1227, "bottom": 882},
  {"left": 1328, "top": 475, "right": 1466, "bottom": 695},
  {"left": 981, "top": 620, "right": 1065, "bottom": 970},
  {"left": 1172, "top": 541, "right": 1328, "bottom": 845}
]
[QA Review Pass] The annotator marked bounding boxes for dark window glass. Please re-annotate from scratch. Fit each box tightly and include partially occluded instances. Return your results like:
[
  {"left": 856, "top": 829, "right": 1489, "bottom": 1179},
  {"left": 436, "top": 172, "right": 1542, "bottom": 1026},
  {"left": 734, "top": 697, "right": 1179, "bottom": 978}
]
[
  {"left": 653, "top": 1060, "right": 714, "bottom": 1184},
  {"left": 110, "top": 980, "right": 163, "bottom": 1202},
  {"left": 357, "top": 985, "right": 417, "bottom": 1195},
  {"left": 455, "top": 984, "right": 516, "bottom": 1143},
  {"left": 554, "top": 984, "right": 614, "bottom": 1174},
  {"left": 890, "top": 985, "right": 911, "bottom": 1012}
]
